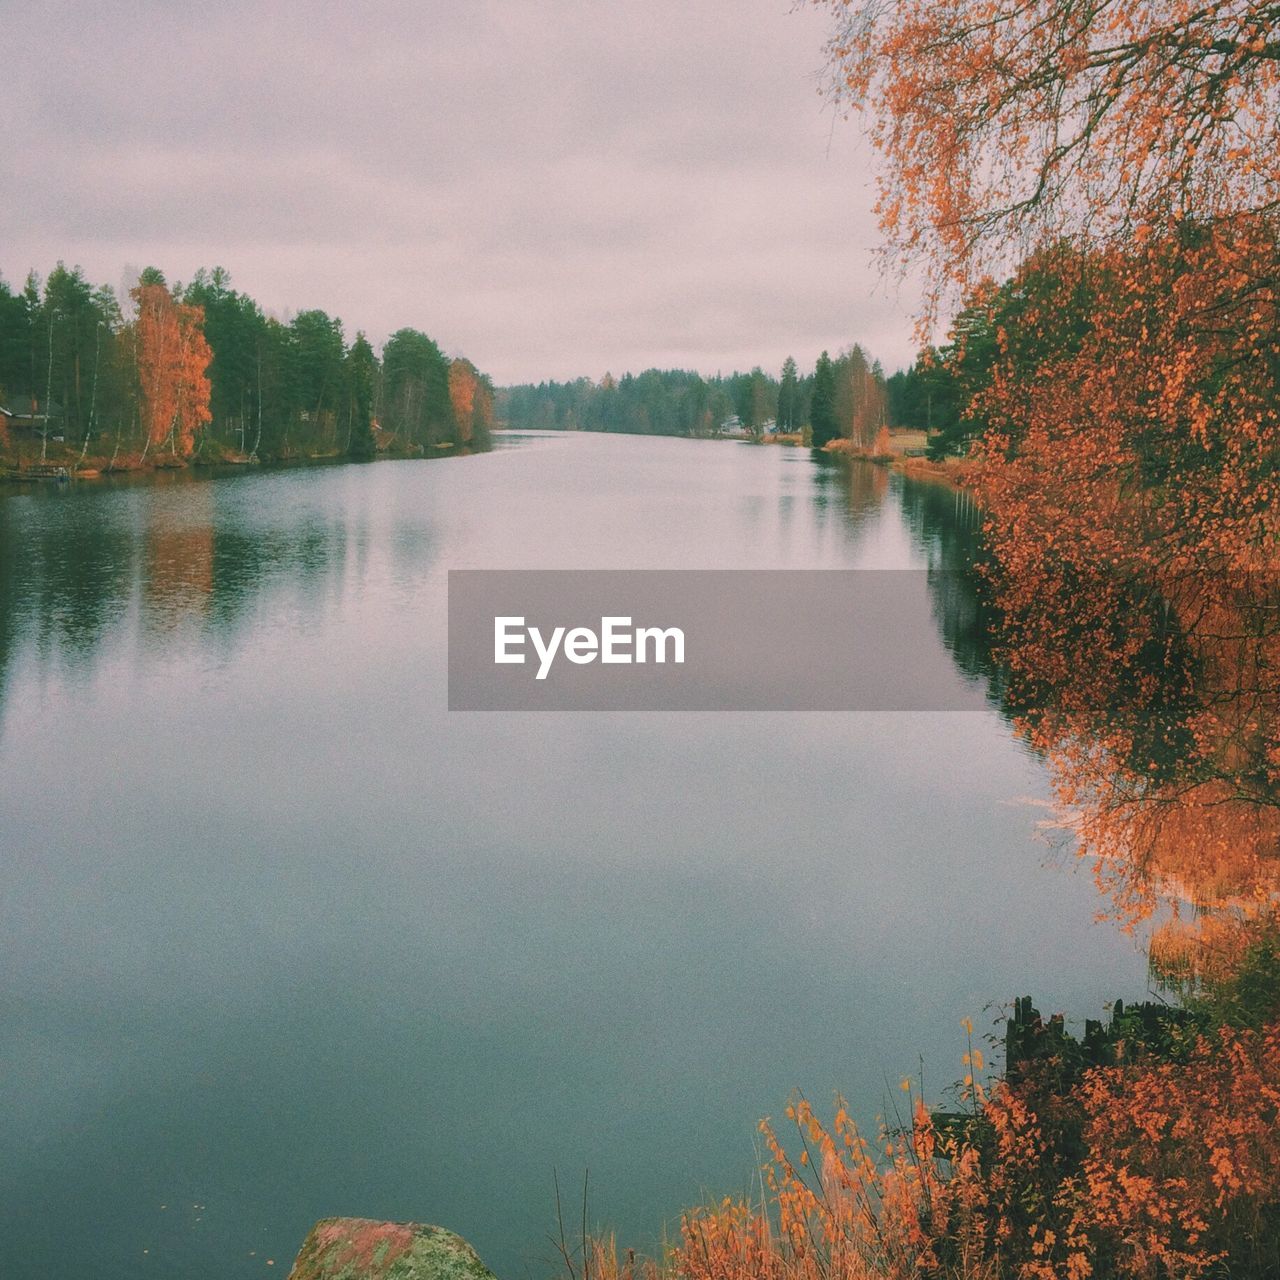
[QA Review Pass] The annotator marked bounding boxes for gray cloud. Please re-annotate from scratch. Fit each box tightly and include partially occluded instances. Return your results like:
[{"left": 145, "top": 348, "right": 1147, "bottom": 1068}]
[{"left": 1, "top": 0, "right": 923, "bottom": 382}]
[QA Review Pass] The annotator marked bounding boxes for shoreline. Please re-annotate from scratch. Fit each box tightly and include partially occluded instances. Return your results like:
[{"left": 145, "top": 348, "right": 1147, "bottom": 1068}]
[
  {"left": 0, "top": 436, "right": 482, "bottom": 490},
  {"left": 822, "top": 431, "right": 975, "bottom": 490}
]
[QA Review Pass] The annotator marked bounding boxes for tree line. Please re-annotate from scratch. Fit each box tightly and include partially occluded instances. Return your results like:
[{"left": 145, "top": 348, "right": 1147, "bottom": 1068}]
[
  {"left": 499, "top": 345, "right": 890, "bottom": 448},
  {"left": 0, "top": 263, "right": 494, "bottom": 468}
]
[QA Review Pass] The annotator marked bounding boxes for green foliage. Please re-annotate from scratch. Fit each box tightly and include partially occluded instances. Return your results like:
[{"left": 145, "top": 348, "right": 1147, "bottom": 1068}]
[
  {"left": 887, "top": 352, "right": 960, "bottom": 436},
  {"left": 345, "top": 333, "right": 377, "bottom": 460},
  {"left": 18, "top": 263, "right": 128, "bottom": 451},
  {"left": 184, "top": 267, "right": 268, "bottom": 453},
  {"left": 382, "top": 327, "right": 454, "bottom": 448},
  {"left": 736, "top": 366, "right": 773, "bottom": 439},
  {"left": 503, "top": 369, "right": 714, "bottom": 436},
  {"left": 828, "top": 344, "right": 885, "bottom": 446},
  {"left": 0, "top": 259, "right": 492, "bottom": 467},
  {"left": 777, "top": 355, "right": 802, "bottom": 431},
  {"left": 500, "top": 354, "right": 853, "bottom": 443},
  {"left": 882, "top": 249, "right": 1103, "bottom": 459},
  {"left": 291, "top": 310, "right": 346, "bottom": 426},
  {"left": 0, "top": 275, "right": 35, "bottom": 404},
  {"left": 809, "top": 350, "right": 839, "bottom": 447}
]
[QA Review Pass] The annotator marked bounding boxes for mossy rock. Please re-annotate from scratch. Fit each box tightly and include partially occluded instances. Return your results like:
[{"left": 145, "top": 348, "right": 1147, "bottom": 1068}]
[{"left": 287, "top": 1218, "right": 498, "bottom": 1280}]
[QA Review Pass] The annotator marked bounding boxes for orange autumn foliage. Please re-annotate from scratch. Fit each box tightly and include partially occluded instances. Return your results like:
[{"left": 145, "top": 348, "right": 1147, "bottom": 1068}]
[
  {"left": 448, "top": 358, "right": 478, "bottom": 443},
  {"left": 954, "top": 225, "right": 1280, "bottom": 956},
  {"left": 1064, "top": 1025, "right": 1280, "bottom": 1273},
  {"left": 131, "top": 282, "right": 212, "bottom": 458},
  {"left": 813, "top": 0, "right": 1280, "bottom": 319},
  {"left": 577, "top": 1027, "right": 1280, "bottom": 1280},
  {"left": 448, "top": 357, "right": 493, "bottom": 446}
]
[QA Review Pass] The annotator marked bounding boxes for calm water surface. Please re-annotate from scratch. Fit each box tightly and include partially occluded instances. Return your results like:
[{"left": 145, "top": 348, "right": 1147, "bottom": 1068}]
[{"left": 0, "top": 433, "right": 1149, "bottom": 1279}]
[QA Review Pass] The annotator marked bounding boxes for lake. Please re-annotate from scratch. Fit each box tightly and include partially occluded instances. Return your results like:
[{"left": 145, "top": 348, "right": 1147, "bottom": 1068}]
[{"left": 0, "top": 432, "right": 1150, "bottom": 1279}]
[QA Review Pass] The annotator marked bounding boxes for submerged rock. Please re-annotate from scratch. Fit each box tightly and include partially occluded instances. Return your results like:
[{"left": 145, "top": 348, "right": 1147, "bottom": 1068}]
[{"left": 287, "top": 1218, "right": 499, "bottom": 1280}]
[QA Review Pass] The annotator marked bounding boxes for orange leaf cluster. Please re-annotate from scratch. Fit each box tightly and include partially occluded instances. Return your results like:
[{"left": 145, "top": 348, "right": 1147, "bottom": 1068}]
[
  {"left": 814, "top": 0, "right": 1280, "bottom": 320},
  {"left": 447, "top": 357, "right": 494, "bottom": 446},
  {"left": 955, "top": 223, "right": 1280, "bottom": 956},
  {"left": 131, "top": 282, "right": 212, "bottom": 458}
]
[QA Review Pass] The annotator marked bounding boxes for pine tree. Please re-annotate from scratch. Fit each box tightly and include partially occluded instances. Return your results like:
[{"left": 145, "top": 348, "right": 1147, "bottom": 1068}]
[
  {"left": 777, "top": 356, "right": 799, "bottom": 431},
  {"left": 809, "top": 351, "right": 838, "bottom": 448},
  {"left": 346, "top": 333, "right": 377, "bottom": 459}
]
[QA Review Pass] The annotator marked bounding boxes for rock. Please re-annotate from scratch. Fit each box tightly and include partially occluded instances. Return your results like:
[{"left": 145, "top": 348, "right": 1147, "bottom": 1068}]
[{"left": 287, "top": 1218, "right": 499, "bottom": 1280}]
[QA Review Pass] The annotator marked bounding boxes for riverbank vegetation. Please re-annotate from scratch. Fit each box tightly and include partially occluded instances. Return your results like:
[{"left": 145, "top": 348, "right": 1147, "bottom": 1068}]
[
  {"left": 495, "top": 315, "right": 992, "bottom": 476},
  {"left": 571, "top": 1007, "right": 1280, "bottom": 1280},
  {"left": 0, "top": 263, "right": 495, "bottom": 476},
  {"left": 499, "top": 346, "right": 891, "bottom": 448},
  {"left": 496, "top": 348, "right": 978, "bottom": 489}
]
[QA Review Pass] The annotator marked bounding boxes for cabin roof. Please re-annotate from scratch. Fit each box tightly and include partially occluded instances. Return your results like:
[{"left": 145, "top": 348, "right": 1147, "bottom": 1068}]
[{"left": 0, "top": 397, "right": 64, "bottom": 418}]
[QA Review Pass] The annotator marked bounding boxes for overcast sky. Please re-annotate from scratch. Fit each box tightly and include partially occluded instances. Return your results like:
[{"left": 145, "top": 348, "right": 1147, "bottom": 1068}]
[{"left": 2, "top": 0, "right": 921, "bottom": 384}]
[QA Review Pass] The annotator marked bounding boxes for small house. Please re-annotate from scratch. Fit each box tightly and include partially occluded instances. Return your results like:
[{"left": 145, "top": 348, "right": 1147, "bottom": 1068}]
[{"left": 0, "top": 396, "right": 64, "bottom": 434}]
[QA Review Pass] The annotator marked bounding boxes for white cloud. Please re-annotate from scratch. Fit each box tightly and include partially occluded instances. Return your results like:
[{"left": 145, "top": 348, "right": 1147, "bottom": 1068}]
[{"left": 0, "top": 0, "right": 924, "bottom": 381}]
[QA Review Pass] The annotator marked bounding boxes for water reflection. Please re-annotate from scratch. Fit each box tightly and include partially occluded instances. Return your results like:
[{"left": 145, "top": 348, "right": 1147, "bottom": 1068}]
[
  {"left": 0, "top": 469, "right": 402, "bottom": 712},
  {"left": 896, "top": 476, "right": 1000, "bottom": 691},
  {"left": 812, "top": 450, "right": 890, "bottom": 517},
  {"left": 0, "top": 488, "right": 132, "bottom": 674},
  {"left": 144, "top": 486, "right": 217, "bottom": 634},
  {"left": 975, "top": 514, "right": 1280, "bottom": 1007},
  {"left": 0, "top": 441, "right": 1151, "bottom": 1280},
  {"left": 837, "top": 454, "right": 1279, "bottom": 1009},
  {"left": 0, "top": 443, "right": 925, "bottom": 710}
]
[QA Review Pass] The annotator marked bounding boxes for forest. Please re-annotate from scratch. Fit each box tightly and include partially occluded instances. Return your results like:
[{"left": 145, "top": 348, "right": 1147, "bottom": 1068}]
[
  {"left": 499, "top": 345, "right": 891, "bottom": 449},
  {"left": 498, "top": 338, "right": 995, "bottom": 461},
  {"left": 0, "top": 264, "right": 495, "bottom": 472},
  {"left": 2, "top": 258, "right": 978, "bottom": 473}
]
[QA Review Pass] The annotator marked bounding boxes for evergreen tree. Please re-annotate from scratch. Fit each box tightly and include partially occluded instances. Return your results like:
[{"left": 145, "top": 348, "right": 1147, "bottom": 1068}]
[
  {"left": 183, "top": 267, "right": 268, "bottom": 453},
  {"left": 0, "top": 276, "right": 33, "bottom": 402},
  {"left": 380, "top": 327, "right": 454, "bottom": 448},
  {"left": 345, "top": 333, "right": 377, "bottom": 459},
  {"left": 290, "top": 309, "right": 346, "bottom": 447},
  {"left": 810, "top": 350, "right": 839, "bottom": 448},
  {"left": 41, "top": 263, "right": 97, "bottom": 437},
  {"left": 777, "top": 356, "right": 799, "bottom": 431}
]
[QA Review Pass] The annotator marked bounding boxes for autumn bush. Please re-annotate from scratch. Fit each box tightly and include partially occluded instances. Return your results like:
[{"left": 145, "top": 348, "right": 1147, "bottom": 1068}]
[{"left": 568, "top": 1013, "right": 1280, "bottom": 1280}]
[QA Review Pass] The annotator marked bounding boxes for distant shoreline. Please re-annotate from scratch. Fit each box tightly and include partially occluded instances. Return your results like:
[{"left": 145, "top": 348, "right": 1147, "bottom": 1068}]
[{"left": 0, "top": 435, "right": 485, "bottom": 491}]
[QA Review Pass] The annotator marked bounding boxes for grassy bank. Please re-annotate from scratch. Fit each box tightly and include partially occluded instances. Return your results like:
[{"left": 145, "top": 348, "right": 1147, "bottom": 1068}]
[
  {"left": 0, "top": 427, "right": 471, "bottom": 484},
  {"left": 822, "top": 429, "right": 975, "bottom": 490}
]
